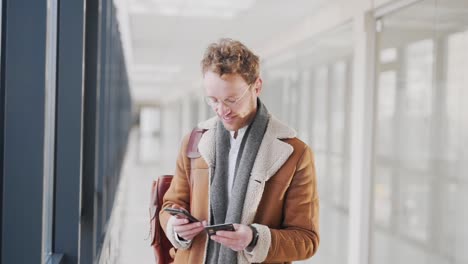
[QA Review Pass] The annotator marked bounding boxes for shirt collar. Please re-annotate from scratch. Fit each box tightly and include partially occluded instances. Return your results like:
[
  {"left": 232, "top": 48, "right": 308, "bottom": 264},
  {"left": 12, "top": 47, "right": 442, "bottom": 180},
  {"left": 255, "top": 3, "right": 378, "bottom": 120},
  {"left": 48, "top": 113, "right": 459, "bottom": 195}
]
[{"left": 229, "top": 125, "right": 248, "bottom": 140}]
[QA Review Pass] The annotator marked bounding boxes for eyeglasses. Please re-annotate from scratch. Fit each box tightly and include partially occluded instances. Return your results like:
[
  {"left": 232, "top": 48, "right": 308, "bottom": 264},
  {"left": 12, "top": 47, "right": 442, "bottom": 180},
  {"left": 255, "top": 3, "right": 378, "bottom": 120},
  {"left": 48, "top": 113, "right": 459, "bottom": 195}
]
[{"left": 204, "top": 84, "right": 252, "bottom": 109}]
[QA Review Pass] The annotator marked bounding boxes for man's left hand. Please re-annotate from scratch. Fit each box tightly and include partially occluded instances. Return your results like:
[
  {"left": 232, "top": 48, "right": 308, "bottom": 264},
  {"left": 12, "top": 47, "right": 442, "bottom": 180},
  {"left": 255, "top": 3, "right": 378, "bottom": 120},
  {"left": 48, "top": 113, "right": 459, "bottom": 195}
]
[{"left": 210, "top": 223, "right": 253, "bottom": 251}]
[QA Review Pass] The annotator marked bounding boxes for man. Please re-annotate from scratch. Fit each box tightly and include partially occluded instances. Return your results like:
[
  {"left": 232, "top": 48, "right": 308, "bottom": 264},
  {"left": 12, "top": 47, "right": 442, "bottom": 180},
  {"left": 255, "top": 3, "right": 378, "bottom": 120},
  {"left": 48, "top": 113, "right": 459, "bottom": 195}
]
[{"left": 160, "top": 38, "right": 319, "bottom": 264}]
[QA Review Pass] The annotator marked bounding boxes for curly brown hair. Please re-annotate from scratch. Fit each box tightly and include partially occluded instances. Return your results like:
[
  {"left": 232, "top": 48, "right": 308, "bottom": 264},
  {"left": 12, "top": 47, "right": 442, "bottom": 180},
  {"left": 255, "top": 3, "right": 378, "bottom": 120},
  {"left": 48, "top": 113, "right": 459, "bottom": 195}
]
[{"left": 201, "top": 38, "right": 260, "bottom": 85}]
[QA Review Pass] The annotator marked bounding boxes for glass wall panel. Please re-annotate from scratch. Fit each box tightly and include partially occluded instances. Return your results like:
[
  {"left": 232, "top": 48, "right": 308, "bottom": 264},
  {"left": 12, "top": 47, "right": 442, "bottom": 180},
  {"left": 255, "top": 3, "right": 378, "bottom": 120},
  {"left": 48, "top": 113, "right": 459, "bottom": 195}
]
[
  {"left": 161, "top": 100, "right": 184, "bottom": 171},
  {"left": 313, "top": 67, "right": 329, "bottom": 152},
  {"left": 138, "top": 107, "right": 161, "bottom": 163},
  {"left": 43, "top": 0, "right": 58, "bottom": 261},
  {"left": 190, "top": 95, "right": 200, "bottom": 128},
  {"left": 297, "top": 70, "right": 312, "bottom": 141},
  {"left": 372, "top": 1, "right": 468, "bottom": 263},
  {"left": 262, "top": 24, "right": 353, "bottom": 264},
  {"left": 0, "top": 1, "right": 2, "bottom": 84}
]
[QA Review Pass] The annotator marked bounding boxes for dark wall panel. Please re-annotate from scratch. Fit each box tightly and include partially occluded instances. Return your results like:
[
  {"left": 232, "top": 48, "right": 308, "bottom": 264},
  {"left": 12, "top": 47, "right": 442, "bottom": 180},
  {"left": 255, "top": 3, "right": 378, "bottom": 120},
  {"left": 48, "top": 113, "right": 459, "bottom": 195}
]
[
  {"left": 54, "top": 0, "right": 86, "bottom": 263},
  {"left": 1, "top": 1, "right": 48, "bottom": 263}
]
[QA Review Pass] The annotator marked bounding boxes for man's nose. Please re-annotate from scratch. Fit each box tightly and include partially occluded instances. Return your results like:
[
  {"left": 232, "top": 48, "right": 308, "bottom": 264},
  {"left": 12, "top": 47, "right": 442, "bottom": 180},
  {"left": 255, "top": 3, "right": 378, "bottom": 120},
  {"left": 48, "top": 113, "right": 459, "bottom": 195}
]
[{"left": 216, "top": 102, "right": 230, "bottom": 116}]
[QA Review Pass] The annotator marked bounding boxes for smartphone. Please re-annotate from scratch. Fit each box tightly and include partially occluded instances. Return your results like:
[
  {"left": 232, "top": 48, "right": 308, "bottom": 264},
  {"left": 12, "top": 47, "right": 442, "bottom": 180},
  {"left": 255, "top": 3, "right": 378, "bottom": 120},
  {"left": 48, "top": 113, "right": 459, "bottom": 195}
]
[
  {"left": 204, "top": 223, "right": 235, "bottom": 236},
  {"left": 163, "top": 208, "right": 200, "bottom": 223}
]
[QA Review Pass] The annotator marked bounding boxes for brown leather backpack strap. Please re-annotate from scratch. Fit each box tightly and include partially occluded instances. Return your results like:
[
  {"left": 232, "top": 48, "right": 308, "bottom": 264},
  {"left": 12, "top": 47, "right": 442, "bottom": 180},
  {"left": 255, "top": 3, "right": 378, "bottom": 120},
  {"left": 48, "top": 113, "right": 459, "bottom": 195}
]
[
  {"left": 149, "top": 128, "right": 206, "bottom": 264},
  {"left": 185, "top": 127, "right": 207, "bottom": 198},
  {"left": 150, "top": 175, "right": 174, "bottom": 264},
  {"left": 186, "top": 128, "right": 207, "bottom": 159}
]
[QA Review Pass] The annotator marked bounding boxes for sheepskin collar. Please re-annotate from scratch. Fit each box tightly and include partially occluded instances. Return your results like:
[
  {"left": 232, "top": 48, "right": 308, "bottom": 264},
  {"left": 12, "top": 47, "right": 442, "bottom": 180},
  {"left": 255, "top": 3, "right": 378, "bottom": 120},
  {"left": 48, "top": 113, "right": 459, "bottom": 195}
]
[{"left": 197, "top": 114, "right": 296, "bottom": 182}]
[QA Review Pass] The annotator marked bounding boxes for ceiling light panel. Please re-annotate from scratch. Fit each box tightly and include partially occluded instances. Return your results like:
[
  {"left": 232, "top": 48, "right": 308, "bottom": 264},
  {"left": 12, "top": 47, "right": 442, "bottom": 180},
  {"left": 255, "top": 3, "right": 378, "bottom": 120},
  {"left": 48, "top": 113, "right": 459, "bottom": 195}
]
[{"left": 130, "top": 0, "right": 256, "bottom": 18}]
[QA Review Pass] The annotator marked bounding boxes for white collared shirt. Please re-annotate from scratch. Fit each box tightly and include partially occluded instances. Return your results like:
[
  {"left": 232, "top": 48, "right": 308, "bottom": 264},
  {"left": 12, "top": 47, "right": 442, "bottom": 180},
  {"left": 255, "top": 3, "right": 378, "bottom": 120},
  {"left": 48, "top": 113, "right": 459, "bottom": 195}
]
[{"left": 227, "top": 125, "right": 248, "bottom": 200}]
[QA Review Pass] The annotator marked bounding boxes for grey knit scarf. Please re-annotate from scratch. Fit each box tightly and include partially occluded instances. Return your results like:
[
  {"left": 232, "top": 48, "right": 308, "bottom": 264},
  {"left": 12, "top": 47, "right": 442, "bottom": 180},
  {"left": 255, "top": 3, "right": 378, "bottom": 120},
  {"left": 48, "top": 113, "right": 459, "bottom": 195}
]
[{"left": 206, "top": 99, "right": 269, "bottom": 264}]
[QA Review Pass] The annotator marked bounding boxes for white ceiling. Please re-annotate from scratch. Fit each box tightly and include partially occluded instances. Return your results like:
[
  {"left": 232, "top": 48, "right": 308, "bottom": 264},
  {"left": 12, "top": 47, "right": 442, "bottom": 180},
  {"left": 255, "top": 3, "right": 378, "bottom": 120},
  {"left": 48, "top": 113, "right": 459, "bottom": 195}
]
[{"left": 114, "top": 0, "right": 328, "bottom": 105}]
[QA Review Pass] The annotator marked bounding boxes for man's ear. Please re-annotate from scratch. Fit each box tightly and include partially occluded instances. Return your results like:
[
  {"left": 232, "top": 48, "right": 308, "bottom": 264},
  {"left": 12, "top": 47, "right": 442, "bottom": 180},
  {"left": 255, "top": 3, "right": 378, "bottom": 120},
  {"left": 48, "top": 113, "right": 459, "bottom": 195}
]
[{"left": 255, "top": 78, "right": 263, "bottom": 95}]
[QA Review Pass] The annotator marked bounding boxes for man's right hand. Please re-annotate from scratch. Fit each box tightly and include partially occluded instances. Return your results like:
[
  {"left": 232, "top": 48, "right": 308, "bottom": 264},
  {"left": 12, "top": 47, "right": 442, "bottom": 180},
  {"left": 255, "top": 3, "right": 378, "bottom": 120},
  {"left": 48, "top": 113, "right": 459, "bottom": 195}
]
[{"left": 172, "top": 217, "right": 207, "bottom": 241}]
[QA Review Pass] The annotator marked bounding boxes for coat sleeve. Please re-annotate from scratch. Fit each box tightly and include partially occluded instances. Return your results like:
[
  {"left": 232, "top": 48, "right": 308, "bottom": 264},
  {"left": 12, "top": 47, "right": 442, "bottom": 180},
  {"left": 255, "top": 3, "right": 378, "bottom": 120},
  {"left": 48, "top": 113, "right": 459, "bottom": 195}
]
[
  {"left": 258, "top": 144, "right": 320, "bottom": 262},
  {"left": 159, "top": 134, "right": 193, "bottom": 249}
]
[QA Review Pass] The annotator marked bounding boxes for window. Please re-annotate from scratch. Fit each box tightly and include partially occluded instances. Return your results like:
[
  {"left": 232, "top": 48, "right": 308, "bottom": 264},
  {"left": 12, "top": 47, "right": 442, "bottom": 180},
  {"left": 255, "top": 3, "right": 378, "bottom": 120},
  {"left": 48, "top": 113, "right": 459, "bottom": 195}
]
[
  {"left": 262, "top": 24, "right": 353, "bottom": 264},
  {"left": 42, "top": 0, "right": 58, "bottom": 261},
  {"left": 372, "top": 1, "right": 468, "bottom": 263}
]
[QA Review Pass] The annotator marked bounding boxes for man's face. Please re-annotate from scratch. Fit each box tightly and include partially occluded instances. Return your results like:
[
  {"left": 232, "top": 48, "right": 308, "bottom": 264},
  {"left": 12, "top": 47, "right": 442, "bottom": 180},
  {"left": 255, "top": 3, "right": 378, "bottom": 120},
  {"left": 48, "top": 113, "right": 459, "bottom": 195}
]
[{"left": 203, "top": 71, "right": 262, "bottom": 132}]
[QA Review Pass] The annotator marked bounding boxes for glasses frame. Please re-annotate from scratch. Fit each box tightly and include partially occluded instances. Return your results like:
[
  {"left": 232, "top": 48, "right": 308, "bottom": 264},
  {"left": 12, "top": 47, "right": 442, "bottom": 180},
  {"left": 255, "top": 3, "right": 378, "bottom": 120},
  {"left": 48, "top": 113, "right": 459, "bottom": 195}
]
[{"left": 204, "top": 83, "right": 253, "bottom": 109}]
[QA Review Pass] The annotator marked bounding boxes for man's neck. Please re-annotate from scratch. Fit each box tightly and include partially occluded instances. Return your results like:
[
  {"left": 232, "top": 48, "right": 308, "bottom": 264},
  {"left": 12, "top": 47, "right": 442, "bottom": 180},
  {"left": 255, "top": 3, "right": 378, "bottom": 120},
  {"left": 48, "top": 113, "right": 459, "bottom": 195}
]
[{"left": 230, "top": 125, "right": 248, "bottom": 140}]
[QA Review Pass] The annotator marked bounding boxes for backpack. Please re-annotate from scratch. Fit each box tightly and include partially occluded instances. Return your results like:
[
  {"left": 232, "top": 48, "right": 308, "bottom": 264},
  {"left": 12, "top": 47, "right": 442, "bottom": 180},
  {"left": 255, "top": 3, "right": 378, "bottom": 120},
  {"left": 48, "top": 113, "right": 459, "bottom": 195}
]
[
  {"left": 149, "top": 128, "right": 206, "bottom": 264},
  {"left": 149, "top": 175, "right": 175, "bottom": 263}
]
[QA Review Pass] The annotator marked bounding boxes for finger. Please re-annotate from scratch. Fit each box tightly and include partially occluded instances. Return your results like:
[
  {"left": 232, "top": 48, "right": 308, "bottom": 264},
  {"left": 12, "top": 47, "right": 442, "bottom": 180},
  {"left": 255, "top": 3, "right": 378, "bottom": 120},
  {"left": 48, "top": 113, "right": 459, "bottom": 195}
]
[
  {"left": 174, "top": 226, "right": 203, "bottom": 237},
  {"left": 210, "top": 234, "right": 236, "bottom": 245},
  {"left": 215, "top": 230, "right": 238, "bottom": 239},
  {"left": 178, "top": 226, "right": 205, "bottom": 240},
  {"left": 174, "top": 221, "right": 204, "bottom": 232},
  {"left": 176, "top": 227, "right": 202, "bottom": 237},
  {"left": 210, "top": 235, "right": 242, "bottom": 251},
  {"left": 174, "top": 223, "right": 204, "bottom": 232},
  {"left": 172, "top": 218, "right": 190, "bottom": 226}
]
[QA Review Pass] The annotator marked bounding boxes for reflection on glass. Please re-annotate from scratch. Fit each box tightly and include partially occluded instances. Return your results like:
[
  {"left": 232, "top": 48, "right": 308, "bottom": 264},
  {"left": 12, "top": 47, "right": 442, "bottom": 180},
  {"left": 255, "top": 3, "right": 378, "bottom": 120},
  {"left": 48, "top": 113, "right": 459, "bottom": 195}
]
[
  {"left": 138, "top": 107, "right": 161, "bottom": 163},
  {"left": 298, "top": 70, "right": 311, "bottom": 141},
  {"left": 373, "top": 167, "right": 392, "bottom": 228},
  {"left": 380, "top": 48, "right": 398, "bottom": 63},
  {"left": 329, "top": 156, "right": 343, "bottom": 207},
  {"left": 313, "top": 66, "right": 328, "bottom": 152},
  {"left": 378, "top": 71, "right": 396, "bottom": 119},
  {"left": 401, "top": 39, "right": 433, "bottom": 170},
  {"left": 372, "top": 0, "right": 468, "bottom": 263},
  {"left": 405, "top": 39, "right": 433, "bottom": 118},
  {"left": 445, "top": 30, "right": 467, "bottom": 162},
  {"left": 289, "top": 74, "right": 300, "bottom": 130},
  {"left": 398, "top": 174, "right": 429, "bottom": 242},
  {"left": 262, "top": 24, "right": 353, "bottom": 264},
  {"left": 315, "top": 153, "right": 328, "bottom": 197},
  {"left": 445, "top": 28, "right": 468, "bottom": 264},
  {"left": 376, "top": 71, "right": 396, "bottom": 157},
  {"left": 330, "top": 61, "right": 346, "bottom": 155}
]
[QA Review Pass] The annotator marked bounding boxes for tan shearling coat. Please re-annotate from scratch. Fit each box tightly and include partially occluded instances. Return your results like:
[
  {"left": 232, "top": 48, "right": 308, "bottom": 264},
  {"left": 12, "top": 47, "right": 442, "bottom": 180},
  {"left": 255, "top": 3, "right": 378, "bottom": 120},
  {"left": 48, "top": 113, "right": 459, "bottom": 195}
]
[{"left": 160, "top": 115, "right": 319, "bottom": 264}]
